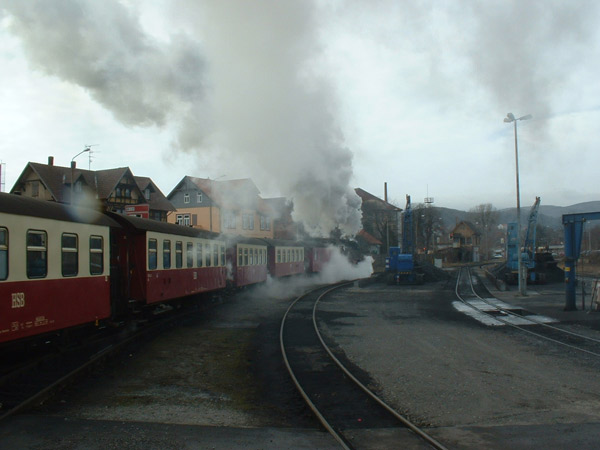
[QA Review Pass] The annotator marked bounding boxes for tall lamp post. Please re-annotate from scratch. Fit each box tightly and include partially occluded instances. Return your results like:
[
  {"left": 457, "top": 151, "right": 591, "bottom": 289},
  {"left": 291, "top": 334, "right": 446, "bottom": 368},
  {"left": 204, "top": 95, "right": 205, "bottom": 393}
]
[
  {"left": 71, "top": 147, "right": 90, "bottom": 204},
  {"left": 504, "top": 112, "right": 532, "bottom": 296}
]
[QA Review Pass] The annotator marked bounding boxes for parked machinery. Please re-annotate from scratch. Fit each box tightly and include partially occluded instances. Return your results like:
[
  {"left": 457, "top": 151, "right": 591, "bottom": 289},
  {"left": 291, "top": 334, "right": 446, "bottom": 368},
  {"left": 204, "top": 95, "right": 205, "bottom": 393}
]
[
  {"left": 505, "top": 197, "right": 547, "bottom": 284},
  {"left": 386, "top": 195, "right": 423, "bottom": 284}
]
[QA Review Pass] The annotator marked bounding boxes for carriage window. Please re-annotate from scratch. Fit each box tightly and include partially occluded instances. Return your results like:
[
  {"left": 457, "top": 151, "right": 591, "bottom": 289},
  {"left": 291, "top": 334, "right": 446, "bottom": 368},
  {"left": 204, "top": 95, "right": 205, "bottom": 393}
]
[
  {"left": 249, "top": 247, "right": 253, "bottom": 265},
  {"left": 213, "top": 243, "right": 218, "bottom": 266},
  {"left": 244, "top": 248, "right": 248, "bottom": 266},
  {"left": 27, "top": 230, "right": 47, "bottom": 278},
  {"left": 90, "top": 235, "right": 104, "bottom": 275},
  {"left": 238, "top": 247, "right": 243, "bottom": 266},
  {"left": 61, "top": 233, "right": 78, "bottom": 277},
  {"left": 197, "top": 242, "right": 203, "bottom": 267},
  {"left": 0, "top": 228, "right": 7, "bottom": 280},
  {"left": 148, "top": 238, "right": 157, "bottom": 270},
  {"left": 163, "top": 240, "right": 171, "bottom": 269},
  {"left": 220, "top": 245, "right": 225, "bottom": 266},
  {"left": 254, "top": 248, "right": 258, "bottom": 265},
  {"left": 205, "top": 243, "right": 211, "bottom": 267},
  {"left": 277, "top": 249, "right": 281, "bottom": 263},
  {"left": 186, "top": 242, "right": 193, "bottom": 268},
  {"left": 175, "top": 241, "right": 183, "bottom": 268}
]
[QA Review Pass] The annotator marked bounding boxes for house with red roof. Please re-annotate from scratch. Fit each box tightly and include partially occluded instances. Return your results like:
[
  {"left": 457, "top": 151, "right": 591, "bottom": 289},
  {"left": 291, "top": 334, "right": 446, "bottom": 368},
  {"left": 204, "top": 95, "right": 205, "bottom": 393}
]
[{"left": 10, "top": 157, "right": 174, "bottom": 221}]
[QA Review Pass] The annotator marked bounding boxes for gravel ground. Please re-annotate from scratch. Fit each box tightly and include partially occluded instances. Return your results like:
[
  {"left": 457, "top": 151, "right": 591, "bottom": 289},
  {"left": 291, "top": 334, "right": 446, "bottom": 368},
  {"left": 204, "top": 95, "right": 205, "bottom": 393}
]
[
  {"left": 3, "top": 276, "right": 600, "bottom": 449},
  {"left": 318, "top": 281, "right": 600, "bottom": 448}
]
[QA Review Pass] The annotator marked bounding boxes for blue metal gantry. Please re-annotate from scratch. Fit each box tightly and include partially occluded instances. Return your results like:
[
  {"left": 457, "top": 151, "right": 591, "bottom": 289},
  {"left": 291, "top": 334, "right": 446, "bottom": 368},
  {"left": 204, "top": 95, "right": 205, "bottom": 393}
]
[{"left": 562, "top": 211, "right": 600, "bottom": 310}]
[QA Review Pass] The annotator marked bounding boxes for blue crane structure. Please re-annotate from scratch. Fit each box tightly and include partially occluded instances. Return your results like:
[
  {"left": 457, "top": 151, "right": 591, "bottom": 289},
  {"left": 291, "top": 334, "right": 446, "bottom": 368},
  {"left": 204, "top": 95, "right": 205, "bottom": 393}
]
[
  {"left": 562, "top": 211, "right": 600, "bottom": 310},
  {"left": 506, "top": 197, "right": 541, "bottom": 283}
]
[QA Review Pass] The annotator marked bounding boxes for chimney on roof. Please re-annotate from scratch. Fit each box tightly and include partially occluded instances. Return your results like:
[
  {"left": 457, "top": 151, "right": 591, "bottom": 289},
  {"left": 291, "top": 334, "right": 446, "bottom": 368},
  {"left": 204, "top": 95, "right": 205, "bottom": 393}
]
[
  {"left": 48, "top": 156, "right": 54, "bottom": 166},
  {"left": 71, "top": 161, "right": 76, "bottom": 169}
]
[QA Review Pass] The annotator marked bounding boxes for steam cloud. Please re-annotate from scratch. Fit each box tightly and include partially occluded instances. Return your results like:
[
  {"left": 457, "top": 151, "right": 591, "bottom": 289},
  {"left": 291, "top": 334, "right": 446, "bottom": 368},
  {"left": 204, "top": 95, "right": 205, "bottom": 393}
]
[
  {"left": 6, "top": 1, "right": 594, "bottom": 229},
  {"left": 2, "top": 0, "right": 362, "bottom": 237}
]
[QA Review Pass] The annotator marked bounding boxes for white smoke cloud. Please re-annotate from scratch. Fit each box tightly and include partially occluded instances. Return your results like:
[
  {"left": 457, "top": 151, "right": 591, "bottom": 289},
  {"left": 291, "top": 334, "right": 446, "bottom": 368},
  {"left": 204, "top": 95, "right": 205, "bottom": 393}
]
[{"left": 1, "top": 0, "right": 362, "bottom": 237}]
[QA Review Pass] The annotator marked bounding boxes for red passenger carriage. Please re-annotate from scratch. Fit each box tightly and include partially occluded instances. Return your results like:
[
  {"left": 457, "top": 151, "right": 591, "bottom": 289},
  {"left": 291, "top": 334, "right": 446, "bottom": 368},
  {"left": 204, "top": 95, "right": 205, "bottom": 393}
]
[
  {"left": 306, "top": 245, "right": 332, "bottom": 273},
  {"left": 108, "top": 214, "right": 227, "bottom": 306},
  {"left": 265, "top": 239, "right": 305, "bottom": 278},
  {"left": 226, "top": 237, "right": 268, "bottom": 288},
  {"left": 0, "top": 193, "right": 116, "bottom": 344}
]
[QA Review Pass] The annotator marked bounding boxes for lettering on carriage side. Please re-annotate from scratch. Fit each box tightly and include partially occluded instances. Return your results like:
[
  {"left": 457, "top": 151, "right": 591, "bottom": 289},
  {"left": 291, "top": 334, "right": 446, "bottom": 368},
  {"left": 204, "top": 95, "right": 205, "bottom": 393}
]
[{"left": 11, "top": 292, "right": 25, "bottom": 309}]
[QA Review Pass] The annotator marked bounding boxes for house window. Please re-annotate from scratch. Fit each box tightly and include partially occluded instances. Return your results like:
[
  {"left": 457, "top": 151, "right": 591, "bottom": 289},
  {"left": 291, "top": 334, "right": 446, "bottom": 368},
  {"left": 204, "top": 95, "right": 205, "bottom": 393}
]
[
  {"left": 197, "top": 192, "right": 203, "bottom": 203},
  {"left": 260, "top": 215, "right": 271, "bottom": 231},
  {"left": 31, "top": 181, "right": 39, "bottom": 198},
  {"left": 176, "top": 214, "right": 191, "bottom": 226},
  {"left": 242, "top": 214, "right": 254, "bottom": 230},
  {"left": 184, "top": 193, "right": 190, "bottom": 204},
  {"left": 61, "top": 233, "right": 78, "bottom": 277},
  {"left": 224, "top": 212, "right": 236, "bottom": 229},
  {"left": 90, "top": 235, "right": 104, "bottom": 275},
  {"left": 145, "top": 188, "right": 151, "bottom": 200}
]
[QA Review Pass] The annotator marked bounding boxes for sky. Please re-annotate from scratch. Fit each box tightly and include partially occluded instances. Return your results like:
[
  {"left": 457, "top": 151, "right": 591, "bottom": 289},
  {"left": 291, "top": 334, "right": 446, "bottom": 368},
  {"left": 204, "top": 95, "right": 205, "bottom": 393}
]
[{"left": 1, "top": 0, "right": 600, "bottom": 234}]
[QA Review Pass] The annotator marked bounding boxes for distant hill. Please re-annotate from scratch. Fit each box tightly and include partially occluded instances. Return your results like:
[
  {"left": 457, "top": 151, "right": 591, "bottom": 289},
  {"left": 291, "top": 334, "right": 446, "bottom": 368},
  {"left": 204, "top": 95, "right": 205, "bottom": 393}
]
[{"left": 430, "top": 201, "right": 600, "bottom": 231}]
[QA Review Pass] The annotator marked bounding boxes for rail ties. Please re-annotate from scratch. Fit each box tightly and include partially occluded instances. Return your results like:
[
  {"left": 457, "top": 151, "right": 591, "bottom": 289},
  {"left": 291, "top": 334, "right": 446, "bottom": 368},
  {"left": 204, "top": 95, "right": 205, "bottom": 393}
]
[
  {"left": 455, "top": 267, "right": 600, "bottom": 359},
  {"left": 281, "top": 282, "right": 447, "bottom": 450}
]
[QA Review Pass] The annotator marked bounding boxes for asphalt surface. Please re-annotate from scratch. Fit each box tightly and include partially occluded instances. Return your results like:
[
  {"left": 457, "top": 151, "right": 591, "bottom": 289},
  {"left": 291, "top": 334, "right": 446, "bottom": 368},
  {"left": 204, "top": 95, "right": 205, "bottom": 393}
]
[{"left": 2, "top": 273, "right": 600, "bottom": 449}]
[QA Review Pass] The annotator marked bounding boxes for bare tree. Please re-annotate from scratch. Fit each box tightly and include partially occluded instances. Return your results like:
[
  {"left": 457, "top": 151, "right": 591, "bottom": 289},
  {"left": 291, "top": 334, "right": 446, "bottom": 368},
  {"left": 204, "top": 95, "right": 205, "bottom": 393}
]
[
  {"left": 414, "top": 203, "right": 443, "bottom": 254},
  {"left": 469, "top": 203, "right": 498, "bottom": 260}
]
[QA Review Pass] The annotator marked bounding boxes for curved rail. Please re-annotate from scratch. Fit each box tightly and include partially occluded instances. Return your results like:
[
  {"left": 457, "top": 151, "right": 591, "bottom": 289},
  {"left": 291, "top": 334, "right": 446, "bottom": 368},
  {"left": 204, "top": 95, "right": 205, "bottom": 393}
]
[{"left": 281, "top": 281, "right": 448, "bottom": 450}]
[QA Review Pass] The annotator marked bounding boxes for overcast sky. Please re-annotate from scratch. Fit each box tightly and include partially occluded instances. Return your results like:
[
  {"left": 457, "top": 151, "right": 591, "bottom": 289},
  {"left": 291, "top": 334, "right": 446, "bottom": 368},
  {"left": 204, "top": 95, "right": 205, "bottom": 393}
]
[{"left": 1, "top": 0, "right": 600, "bottom": 227}]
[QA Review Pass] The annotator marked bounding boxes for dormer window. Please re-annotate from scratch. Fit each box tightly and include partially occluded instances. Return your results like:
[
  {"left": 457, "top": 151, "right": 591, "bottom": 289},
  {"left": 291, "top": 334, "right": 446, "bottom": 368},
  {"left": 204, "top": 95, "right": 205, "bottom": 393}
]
[
  {"left": 184, "top": 193, "right": 190, "bottom": 204},
  {"left": 145, "top": 188, "right": 151, "bottom": 200},
  {"left": 197, "top": 192, "right": 202, "bottom": 203}
]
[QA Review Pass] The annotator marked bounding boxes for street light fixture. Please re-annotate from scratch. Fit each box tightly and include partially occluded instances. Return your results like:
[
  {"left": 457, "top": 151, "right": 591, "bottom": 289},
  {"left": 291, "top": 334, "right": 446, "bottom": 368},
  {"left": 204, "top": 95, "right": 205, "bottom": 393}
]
[
  {"left": 504, "top": 113, "right": 532, "bottom": 296},
  {"left": 71, "top": 147, "right": 90, "bottom": 205}
]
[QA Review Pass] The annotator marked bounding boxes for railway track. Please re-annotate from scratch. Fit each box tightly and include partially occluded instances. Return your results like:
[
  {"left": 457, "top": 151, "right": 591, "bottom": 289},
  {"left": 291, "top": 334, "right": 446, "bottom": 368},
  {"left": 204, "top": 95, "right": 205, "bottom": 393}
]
[
  {"left": 456, "top": 266, "right": 600, "bottom": 358},
  {"left": 0, "top": 307, "right": 197, "bottom": 423},
  {"left": 280, "top": 282, "right": 447, "bottom": 450}
]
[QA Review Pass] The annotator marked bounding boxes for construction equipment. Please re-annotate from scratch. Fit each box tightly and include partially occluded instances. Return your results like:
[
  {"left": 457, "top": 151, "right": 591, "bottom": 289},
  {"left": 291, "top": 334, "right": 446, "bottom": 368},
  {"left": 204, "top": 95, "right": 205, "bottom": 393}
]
[
  {"left": 505, "top": 197, "right": 547, "bottom": 283},
  {"left": 386, "top": 195, "right": 423, "bottom": 284}
]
